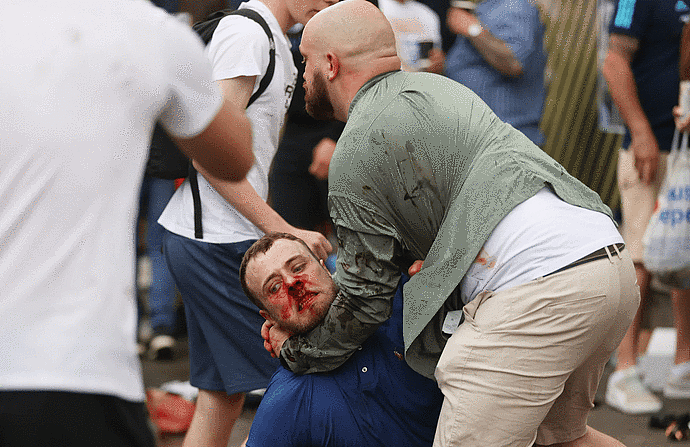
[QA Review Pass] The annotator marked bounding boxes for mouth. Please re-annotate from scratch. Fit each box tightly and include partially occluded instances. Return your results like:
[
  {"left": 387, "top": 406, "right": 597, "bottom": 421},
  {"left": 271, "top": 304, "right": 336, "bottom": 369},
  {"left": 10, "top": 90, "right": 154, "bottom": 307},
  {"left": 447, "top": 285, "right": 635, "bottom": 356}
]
[{"left": 297, "top": 292, "right": 318, "bottom": 312}]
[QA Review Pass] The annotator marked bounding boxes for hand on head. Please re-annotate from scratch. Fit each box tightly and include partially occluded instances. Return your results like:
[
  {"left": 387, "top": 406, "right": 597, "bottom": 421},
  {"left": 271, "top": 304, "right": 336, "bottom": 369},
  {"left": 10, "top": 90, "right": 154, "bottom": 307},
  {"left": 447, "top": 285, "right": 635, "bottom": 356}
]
[{"left": 289, "top": 227, "right": 332, "bottom": 261}]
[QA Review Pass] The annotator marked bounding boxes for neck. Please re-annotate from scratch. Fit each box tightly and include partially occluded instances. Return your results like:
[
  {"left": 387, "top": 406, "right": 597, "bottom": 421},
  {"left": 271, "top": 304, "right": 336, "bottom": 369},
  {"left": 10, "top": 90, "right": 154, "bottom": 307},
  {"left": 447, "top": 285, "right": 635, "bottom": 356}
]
[
  {"left": 336, "top": 56, "right": 401, "bottom": 121},
  {"left": 258, "top": 0, "right": 296, "bottom": 33}
]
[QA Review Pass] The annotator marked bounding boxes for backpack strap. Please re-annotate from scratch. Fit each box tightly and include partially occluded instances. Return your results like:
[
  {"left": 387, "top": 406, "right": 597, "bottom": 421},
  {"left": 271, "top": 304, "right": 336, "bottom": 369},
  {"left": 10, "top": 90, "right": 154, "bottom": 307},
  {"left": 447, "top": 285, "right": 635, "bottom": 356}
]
[
  {"left": 230, "top": 9, "right": 276, "bottom": 107},
  {"left": 188, "top": 8, "right": 276, "bottom": 239},
  {"left": 188, "top": 164, "right": 204, "bottom": 239}
]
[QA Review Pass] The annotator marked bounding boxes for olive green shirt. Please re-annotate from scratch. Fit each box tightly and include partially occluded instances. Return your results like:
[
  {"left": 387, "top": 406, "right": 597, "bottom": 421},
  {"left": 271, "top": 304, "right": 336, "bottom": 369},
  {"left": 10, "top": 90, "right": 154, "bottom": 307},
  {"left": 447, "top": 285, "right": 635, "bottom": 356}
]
[{"left": 281, "top": 71, "right": 613, "bottom": 379}]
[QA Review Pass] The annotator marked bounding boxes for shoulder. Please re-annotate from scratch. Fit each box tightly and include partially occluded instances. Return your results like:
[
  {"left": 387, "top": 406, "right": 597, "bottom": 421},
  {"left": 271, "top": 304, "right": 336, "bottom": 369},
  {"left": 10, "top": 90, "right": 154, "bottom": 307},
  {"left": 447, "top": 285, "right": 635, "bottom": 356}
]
[{"left": 215, "top": 12, "right": 269, "bottom": 41}]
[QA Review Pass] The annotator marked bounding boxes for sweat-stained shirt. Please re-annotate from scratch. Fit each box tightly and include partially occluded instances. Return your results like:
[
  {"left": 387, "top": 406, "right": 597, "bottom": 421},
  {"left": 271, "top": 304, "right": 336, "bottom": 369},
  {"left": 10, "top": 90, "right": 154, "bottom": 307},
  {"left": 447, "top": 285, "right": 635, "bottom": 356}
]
[{"left": 280, "top": 70, "right": 614, "bottom": 379}]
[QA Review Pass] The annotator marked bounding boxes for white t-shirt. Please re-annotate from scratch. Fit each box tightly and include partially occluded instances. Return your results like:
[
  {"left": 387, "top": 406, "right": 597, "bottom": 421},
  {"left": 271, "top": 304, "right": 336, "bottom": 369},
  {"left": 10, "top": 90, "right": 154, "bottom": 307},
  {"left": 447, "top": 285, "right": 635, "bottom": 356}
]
[
  {"left": 0, "top": 0, "right": 223, "bottom": 402},
  {"left": 159, "top": 0, "right": 298, "bottom": 243},
  {"left": 378, "top": 0, "right": 442, "bottom": 72},
  {"left": 460, "top": 187, "right": 624, "bottom": 304}
]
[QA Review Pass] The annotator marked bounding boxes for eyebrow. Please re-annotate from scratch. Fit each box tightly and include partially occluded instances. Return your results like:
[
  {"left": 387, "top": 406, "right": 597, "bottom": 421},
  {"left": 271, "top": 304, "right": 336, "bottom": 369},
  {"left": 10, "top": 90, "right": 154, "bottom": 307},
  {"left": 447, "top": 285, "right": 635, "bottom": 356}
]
[{"left": 262, "top": 254, "right": 305, "bottom": 292}]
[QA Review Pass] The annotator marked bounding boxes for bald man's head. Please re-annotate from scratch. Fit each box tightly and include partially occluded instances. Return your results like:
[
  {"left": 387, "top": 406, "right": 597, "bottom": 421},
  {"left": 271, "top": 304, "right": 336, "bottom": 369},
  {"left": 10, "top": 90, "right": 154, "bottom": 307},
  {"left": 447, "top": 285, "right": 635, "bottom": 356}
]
[{"left": 302, "top": 0, "right": 398, "bottom": 64}]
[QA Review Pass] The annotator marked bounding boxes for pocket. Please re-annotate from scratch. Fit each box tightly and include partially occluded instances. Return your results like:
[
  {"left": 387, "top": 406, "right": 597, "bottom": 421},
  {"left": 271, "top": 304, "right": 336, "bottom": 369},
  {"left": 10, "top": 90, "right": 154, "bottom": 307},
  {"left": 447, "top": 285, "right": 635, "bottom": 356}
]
[{"left": 545, "top": 293, "right": 606, "bottom": 314}]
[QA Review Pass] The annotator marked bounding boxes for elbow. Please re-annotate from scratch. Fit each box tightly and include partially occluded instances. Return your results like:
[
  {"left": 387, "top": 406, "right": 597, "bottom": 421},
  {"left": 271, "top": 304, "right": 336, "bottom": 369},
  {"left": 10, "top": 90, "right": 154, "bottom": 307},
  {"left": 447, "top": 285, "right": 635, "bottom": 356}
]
[{"left": 499, "top": 60, "right": 524, "bottom": 78}]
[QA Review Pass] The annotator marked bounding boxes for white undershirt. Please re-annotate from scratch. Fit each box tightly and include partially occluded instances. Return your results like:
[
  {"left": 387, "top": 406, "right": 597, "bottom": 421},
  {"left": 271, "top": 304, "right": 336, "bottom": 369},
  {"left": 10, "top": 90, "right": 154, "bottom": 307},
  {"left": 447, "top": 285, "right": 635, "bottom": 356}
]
[{"left": 460, "top": 187, "right": 624, "bottom": 304}]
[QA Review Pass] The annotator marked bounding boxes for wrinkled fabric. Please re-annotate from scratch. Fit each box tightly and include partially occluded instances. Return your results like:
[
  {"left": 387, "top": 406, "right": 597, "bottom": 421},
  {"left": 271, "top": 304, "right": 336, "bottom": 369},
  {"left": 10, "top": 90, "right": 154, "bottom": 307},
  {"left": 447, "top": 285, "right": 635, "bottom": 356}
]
[{"left": 281, "top": 71, "right": 613, "bottom": 378}]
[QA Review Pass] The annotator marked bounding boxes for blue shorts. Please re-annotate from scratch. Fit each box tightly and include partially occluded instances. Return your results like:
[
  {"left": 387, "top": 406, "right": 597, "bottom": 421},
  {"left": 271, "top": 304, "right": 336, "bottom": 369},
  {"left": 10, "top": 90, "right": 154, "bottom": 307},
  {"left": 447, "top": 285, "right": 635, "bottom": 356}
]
[{"left": 163, "top": 231, "right": 278, "bottom": 394}]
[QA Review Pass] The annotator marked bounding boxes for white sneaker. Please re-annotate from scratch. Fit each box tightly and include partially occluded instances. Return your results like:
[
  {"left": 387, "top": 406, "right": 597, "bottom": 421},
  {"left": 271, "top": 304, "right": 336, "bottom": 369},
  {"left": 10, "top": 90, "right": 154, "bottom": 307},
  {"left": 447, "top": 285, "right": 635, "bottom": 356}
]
[
  {"left": 664, "top": 361, "right": 690, "bottom": 399},
  {"left": 605, "top": 367, "right": 663, "bottom": 414}
]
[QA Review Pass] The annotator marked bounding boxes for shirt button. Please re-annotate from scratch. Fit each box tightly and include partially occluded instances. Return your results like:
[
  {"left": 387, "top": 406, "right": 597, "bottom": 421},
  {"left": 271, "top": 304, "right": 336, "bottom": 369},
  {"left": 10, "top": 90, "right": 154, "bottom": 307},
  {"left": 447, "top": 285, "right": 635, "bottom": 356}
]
[{"left": 361, "top": 366, "right": 368, "bottom": 373}]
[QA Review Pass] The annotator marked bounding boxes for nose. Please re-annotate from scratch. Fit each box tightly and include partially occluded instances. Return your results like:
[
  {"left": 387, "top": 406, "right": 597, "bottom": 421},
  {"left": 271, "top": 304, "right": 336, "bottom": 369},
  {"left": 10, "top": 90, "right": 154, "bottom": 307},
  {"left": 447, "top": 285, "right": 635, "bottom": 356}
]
[{"left": 287, "top": 277, "right": 303, "bottom": 291}]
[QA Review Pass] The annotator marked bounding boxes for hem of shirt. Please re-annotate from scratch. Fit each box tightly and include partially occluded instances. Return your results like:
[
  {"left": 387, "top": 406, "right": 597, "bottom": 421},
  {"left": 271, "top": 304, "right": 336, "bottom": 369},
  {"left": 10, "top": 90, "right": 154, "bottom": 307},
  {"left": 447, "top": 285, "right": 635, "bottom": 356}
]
[
  {"left": 0, "top": 378, "right": 145, "bottom": 403},
  {"left": 159, "top": 222, "right": 263, "bottom": 245}
]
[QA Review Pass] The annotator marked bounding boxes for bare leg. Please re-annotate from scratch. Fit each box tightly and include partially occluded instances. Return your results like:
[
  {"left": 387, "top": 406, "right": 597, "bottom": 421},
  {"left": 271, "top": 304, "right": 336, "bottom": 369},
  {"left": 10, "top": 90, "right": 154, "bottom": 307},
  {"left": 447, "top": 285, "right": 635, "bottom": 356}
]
[
  {"left": 535, "top": 426, "right": 625, "bottom": 447},
  {"left": 672, "top": 288, "right": 690, "bottom": 365},
  {"left": 615, "top": 263, "right": 650, "bottom": 371},
  {"left": 182, "top": 389, "right": 245, "bottom": 447}
]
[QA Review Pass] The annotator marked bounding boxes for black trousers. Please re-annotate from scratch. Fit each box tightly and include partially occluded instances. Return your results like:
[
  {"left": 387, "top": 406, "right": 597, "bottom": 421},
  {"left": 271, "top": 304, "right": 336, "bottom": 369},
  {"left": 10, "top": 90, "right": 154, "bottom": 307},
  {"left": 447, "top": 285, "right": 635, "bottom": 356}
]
[{"left": 0, "top": 391, "right": 156, "bottom": 447}]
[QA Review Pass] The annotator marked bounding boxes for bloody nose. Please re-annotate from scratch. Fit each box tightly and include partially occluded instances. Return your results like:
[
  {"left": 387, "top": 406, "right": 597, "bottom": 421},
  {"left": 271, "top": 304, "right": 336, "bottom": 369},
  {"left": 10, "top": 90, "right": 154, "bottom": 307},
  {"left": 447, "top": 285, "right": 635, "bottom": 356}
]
[{"left": 288, "top": 279, "right": 303, "bottom": 292}]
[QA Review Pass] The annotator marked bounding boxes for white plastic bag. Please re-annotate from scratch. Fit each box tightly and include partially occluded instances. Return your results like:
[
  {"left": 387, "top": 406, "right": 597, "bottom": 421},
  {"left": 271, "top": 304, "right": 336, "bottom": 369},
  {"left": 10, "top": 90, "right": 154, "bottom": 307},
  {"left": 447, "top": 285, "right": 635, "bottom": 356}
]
[{"left": 642, "top": 130, "right": 690, "bottom": 289}]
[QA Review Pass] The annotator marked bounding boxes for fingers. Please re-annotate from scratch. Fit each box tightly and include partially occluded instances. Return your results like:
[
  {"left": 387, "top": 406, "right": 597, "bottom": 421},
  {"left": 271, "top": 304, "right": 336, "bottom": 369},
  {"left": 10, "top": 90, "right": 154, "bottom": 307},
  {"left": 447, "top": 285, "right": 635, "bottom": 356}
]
[
  {"left": 261, "top": 321, "right": 280, "bottom": 357},
  {"left": 261, "top": 320, "right": 272, "bottom": 342},
  {"left": 636, "top": 158, "right": 658, "bottom": 185},
  {"left": 318, "top": 237, "right": 333, "bottom": 260},
  {"left": 311, "top": 234, "right": 332, "bottom": 261},
  {"left": 264, "top": 340, "right": 276, "bottom": 357},
  {"left": 408, "top": 260, "right": 424, "bottom": 277}
]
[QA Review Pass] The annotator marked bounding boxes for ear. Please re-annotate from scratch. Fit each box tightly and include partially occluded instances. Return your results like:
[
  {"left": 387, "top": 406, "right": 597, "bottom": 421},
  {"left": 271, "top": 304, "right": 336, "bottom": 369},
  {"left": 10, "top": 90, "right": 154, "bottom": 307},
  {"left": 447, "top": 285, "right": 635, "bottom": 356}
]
[{"left": 325, "top": 52, "right": 340, "bottom": 81}]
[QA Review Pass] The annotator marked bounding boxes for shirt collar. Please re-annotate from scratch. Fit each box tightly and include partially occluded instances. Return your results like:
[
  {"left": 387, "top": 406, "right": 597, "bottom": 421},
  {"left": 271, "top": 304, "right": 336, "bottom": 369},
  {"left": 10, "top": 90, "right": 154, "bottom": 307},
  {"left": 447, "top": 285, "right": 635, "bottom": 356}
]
[{"left": 348, "top": 70, "right": 401, "bottom": 117}]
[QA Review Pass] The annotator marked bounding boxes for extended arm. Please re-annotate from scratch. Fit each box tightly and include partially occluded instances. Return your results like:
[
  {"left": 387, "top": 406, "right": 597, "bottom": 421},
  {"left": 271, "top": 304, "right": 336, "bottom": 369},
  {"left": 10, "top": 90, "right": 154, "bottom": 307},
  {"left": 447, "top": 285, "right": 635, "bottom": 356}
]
[
  {"left": 602, "top": 33, "right": 658, "bottom": 184},
  {"left": 193, "top": 76, "right": 332, "bottom": 259},
  {"left": 446, "top": 7, "right": 522, "bottom": 77},
  {"left": 271, "top": 226, "right": 403, "bottom": 374},
  {"left": 172, "top": 97, "right": 254, "bottom": 182}
]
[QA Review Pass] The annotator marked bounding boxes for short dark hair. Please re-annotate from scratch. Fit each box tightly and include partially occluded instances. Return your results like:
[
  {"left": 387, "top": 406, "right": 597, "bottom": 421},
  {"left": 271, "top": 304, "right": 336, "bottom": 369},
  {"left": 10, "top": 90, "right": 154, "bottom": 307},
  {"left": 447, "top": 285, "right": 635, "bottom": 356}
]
[{"left": 240, "top": 232, "right": 319, "bottom": 310}]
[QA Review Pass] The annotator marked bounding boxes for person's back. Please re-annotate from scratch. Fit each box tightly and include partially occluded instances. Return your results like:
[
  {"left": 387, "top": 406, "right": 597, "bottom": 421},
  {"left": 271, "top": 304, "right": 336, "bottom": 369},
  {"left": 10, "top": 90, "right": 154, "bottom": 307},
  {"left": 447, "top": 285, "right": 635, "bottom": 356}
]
[
  {"left": 0, "top": 0, "right": 240, "bottom": 444},
  {"left": 1, "top": 0, "right": 206, "bottom": 398}
]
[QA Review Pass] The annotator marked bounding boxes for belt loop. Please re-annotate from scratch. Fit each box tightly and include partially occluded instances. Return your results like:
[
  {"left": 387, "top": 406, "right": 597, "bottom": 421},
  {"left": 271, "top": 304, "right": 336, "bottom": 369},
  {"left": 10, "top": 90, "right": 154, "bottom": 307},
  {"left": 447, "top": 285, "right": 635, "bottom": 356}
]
[
  {"left": 604, "top": 245, "right": 613, "bottom": 263},
  {"left": 613, "top": 243, "right": 622, "bottom": 259}
]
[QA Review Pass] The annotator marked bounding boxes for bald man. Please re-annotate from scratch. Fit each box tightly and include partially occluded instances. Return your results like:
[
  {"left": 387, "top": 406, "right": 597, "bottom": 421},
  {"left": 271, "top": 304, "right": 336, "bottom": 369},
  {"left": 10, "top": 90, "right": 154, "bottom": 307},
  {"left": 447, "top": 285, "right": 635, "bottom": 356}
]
[{"left": 261, "top": 1, "right": 638, "bottom": 447}]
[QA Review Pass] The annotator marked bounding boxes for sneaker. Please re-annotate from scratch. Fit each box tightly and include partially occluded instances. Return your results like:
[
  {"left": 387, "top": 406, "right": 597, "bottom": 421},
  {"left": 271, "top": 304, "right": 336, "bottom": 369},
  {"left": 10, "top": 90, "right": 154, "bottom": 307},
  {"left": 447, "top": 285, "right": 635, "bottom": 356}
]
[
  {"left": 605, "top": 366, "right": 663, "bottom": 414},
  {"left": 149, "top": 334, "right": 175, "bottom": 361},
  {"left": 664, "top": 361, "right": 690, "bottom": 399}
]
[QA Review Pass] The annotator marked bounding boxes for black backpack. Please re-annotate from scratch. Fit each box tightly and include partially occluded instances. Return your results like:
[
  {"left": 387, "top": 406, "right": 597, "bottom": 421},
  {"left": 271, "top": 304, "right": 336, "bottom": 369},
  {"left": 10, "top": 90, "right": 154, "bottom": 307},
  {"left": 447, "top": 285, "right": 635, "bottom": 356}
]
[{"left": 146, "top": 8, "right": 276, "bottom": 238}]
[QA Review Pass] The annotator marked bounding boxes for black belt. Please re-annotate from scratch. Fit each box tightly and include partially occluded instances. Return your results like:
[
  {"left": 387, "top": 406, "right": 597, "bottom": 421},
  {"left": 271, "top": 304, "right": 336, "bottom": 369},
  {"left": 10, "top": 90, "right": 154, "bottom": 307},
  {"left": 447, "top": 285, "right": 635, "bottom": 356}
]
[{"left": 544, "top": 243, "right": 625, "bottom": 277}]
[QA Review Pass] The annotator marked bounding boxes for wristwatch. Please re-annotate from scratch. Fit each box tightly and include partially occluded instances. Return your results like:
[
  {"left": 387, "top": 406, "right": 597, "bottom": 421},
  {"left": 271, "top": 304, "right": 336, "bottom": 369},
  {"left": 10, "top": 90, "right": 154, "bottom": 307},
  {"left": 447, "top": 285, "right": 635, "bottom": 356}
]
[{"left": 467, "top": 23, "right": 483, "bottom": 37}]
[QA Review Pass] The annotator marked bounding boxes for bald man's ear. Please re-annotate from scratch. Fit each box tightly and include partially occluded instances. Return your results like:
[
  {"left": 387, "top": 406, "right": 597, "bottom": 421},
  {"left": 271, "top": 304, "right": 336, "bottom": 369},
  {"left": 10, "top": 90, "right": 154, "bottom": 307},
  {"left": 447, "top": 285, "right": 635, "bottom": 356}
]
[{"left": 325, "top": 52, "right": 340, "bottom": 81}]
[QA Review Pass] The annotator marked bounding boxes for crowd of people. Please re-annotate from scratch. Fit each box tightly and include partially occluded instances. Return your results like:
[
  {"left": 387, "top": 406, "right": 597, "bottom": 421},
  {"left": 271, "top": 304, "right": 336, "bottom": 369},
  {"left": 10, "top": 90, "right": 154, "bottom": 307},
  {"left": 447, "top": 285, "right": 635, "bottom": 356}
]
[{"left": 2, "top": 0, "right": 690, "bottom": 446}]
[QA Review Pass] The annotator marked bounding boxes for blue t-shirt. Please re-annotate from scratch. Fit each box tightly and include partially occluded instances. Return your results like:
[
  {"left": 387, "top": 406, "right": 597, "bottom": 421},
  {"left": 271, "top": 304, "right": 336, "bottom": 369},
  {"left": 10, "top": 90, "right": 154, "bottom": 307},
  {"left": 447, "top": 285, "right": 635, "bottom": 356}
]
[
  {"left": 245, "top": 275, "right": 444, "bottom": 447},
  {"left": 444, "top": 0, "right": 547, "bottom": 146},
  {"left": 609, "top": 0, "right": 688, "bottom": 151}
]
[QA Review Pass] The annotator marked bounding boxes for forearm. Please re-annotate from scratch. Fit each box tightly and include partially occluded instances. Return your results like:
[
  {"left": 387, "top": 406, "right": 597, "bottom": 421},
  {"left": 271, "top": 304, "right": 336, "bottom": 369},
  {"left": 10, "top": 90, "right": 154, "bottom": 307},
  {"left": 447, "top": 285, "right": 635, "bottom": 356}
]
[
  {"left": 602, "top": 34, "right": 653, "bottom": 141},
  {"left": 468, "top": 29, "right": 523, "bottom": 77},
  {"left": 280, "top": 288, "right": 394, "bottom": 374},
  {"left": 602, "top": 53, "right": 652, "bottom": 139},
  {"left": 280, "top": 227, "right": 402, "bottom": 374},
  {"left": 193, "top": 161, "right": 294, "bottom": 234}
]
